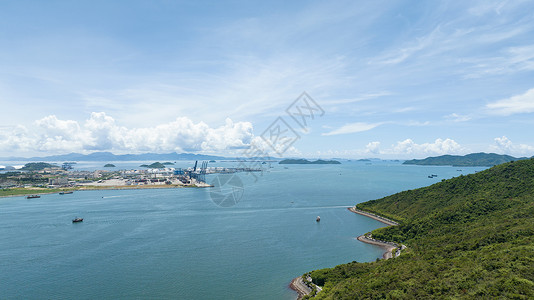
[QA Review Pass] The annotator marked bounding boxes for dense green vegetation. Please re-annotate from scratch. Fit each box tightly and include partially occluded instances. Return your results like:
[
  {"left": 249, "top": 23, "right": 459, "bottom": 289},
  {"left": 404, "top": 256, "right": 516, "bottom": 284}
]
[
  {"left": 103, "top": 163, "right": 116, "bottom": 167},
  {"left": 139, "top": 162, "right": 166, "bottom": 168},
  {"left": 21, "top": 162, "right": 58, "bottom": 171},
  {"left": 308, "top": 159, "right": 534, "bottom": 299},
  {"left": 403, "top": 152, "right": 527, "bottom": 166},
  {"left": 279, "top": 159, "right": 341, "bottom": 164}
]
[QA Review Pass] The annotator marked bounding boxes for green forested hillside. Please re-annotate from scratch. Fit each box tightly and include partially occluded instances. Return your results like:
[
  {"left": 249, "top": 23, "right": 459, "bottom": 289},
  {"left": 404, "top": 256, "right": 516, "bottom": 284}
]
[
  {"left": 308, "top": 159, "right": 534, "bottom": 299},
  {"left": 402, "top": 152, "right": 525, "bottom": 166}
]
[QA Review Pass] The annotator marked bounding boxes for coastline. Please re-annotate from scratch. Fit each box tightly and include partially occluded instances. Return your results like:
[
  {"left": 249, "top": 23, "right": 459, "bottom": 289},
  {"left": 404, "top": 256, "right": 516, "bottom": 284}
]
[
  {"left": 290, "top": 207, "right": 401, "bottom": 299},
  {"left": 348, "top": 206, "right": 400, "bottom": 260},
  {"left": 347, "top": 207, "right": 399, "bottom": 226},
  {"left": 289, "top": 277, "right": 311, "bottom": 300},
  {"left": 0, "top": 184, "right": 212, "bottom": 198},
  {"left": 357, "top": 235, "right": 396, "bottom": 260},
  {"left": 0, "top": 191, "right": 62, "bottom": 198}
]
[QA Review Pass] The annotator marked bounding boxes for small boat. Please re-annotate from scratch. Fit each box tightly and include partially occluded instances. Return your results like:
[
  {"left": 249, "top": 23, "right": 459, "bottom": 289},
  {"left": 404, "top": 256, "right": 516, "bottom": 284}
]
[
  {"left": 316, "top": 216, "right": 321, "bottom": 222},
  {"left": 59, "top": 191, "right": 73, "bottom": 195},
  {"left": 26, "top": 195, "right": 40, "bottom": 199},
  {"left": 72, "top": 217, "right": 83, "bottom": 223}
]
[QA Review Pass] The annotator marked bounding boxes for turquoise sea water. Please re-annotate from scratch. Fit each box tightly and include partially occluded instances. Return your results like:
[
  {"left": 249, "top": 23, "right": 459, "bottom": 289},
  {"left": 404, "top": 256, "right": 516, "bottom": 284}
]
[{"left": 0, "top": 161, "right": 486, "bottom": 299}]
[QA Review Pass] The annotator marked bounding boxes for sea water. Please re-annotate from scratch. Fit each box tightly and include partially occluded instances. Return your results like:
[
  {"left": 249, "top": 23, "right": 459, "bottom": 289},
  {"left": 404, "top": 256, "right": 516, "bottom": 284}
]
[{"left": 0, "top": 161, "right": 485, "bottom": 299}]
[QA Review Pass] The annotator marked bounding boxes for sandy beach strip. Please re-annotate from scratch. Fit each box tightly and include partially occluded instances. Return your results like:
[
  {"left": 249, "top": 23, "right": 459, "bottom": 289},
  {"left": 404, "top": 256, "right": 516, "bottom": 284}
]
[
  {"left": 290, "top": 277, "right": 312, "bottom": 300},
  {"left": 347, "top": 207, "right": 399, "bottom": 226},
  {"left": 357, "top": 235, "right": 396, "bottom": 260},
  {"left": 348, "top": 207, "right": 400, "bottom": 260},
  {"left": 290, "top": 207, "right": 402, "bottom": 299}
]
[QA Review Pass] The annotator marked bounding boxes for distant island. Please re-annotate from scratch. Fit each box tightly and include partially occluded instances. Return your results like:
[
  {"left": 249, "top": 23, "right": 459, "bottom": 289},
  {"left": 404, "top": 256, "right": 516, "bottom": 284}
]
[
  {"left": 162, "top": 162, "right": 174, "bottom": 165},
  {"left": 403, "top": 152, "right": 527, "bottom": 167},
  {"left": 279, "top": 159, "right": 341, "bottom": 164},
  {"left": 103, "top": 164, "right": 116, "bottom": 168},
  {"left": 21, "top": 162, "right": 58, "bottom": 171},
  {"left": 140, "top": 162, "right": 166, "bottom": 169}
]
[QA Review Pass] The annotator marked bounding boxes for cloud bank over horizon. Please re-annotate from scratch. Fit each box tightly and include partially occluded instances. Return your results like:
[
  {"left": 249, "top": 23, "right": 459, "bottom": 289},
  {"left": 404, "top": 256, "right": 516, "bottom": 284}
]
[
  {"left": 0, "top": 112, "right": 254, "bottom": 156},
  {"left": 2, "top": 112, "right": 532, "bottom": 159}
]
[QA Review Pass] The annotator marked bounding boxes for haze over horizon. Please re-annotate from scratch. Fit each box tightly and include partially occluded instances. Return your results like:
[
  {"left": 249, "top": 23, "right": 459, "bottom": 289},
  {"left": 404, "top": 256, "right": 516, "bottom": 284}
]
[{"left": 1, "top": 1, "right": 534, "bottom": 159}]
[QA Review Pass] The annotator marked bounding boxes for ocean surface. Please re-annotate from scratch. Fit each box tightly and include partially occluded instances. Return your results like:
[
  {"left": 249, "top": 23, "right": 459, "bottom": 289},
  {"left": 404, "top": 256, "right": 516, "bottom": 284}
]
[{"left": 0, "top": 161, "right": 486, "bottom": 299}]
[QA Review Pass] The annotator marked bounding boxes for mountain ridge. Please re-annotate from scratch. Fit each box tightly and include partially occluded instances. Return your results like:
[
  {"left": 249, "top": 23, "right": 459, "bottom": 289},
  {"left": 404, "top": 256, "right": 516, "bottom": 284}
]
[{"left": 403, "top": 152, "right": 528, "bottom": 166}]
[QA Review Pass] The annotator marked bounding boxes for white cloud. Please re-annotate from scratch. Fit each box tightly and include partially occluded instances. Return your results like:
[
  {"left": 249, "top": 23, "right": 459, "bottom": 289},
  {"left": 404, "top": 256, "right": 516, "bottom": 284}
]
[
  {"left": 491, "top": 136, "right": 534, "bottom": 156},
  {"left": 445, "top": 113, "right": 472, "bottom": 122},
  {"left": 404, "top": 120, "right": 431, "bottom": 127},
  {"left": 394, "top": 107, "right": 416, "bottom": 113},
  {"left": 249, "top": 136, "right": 302, "bottom": 158},
  {"left": 388, "top": 138, "right": 465, "bottom": 156},
  {"left": 0, "top": 125, "right": 34, "bottom": 153},
  {"left": 369, "top": 26, "right": 441, "bottom": 65},
  {"left": 325, "top": 92, "right": 392, "bottom": 105},
  {"left": 463, "top": 45, "right": 534, "bottom": 79},
  {"left": 322, "top": 122, "right": 382, "bottom": 136},
  {"left": 468, "top": 1, "right": 508, "bottom": 16},
  {"left": 486, "top": 88, "right": 534, "bottom": 115},
  {"left": 365, "top": 141, "right": 381, "bottom": 154},
  {"left": 0, "top": 112, "right": 254, "bottom": 155},
  {"left": 310, "top": 138, "right": 466, "bottom": 159}
]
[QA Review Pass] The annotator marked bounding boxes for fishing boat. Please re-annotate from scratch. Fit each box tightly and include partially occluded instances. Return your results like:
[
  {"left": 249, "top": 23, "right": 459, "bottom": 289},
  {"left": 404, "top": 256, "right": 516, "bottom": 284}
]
[
  {"left": 72, "top": 217, "right": 83, "bottom": 223},
  {"left": 59, "top": 191, "right": 73, "bottom": 195},
  {"left": 26, "top": 195, "right": 40, "bottom": 199}
]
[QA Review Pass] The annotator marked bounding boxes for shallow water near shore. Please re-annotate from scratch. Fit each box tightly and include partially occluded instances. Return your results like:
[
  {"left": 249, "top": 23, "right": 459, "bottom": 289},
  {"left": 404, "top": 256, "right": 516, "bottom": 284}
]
[{"left": 0, "top": 161, "right": 485, "bottom": 299}]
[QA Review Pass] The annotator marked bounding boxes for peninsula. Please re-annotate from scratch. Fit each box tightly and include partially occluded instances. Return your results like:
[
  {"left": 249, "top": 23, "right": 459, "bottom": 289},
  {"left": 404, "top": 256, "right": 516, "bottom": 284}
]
[
  {"left": 296, "top": 158, "right": 534, "bottom": 299},
  {"left": 0, "top": 161, "right": 265, "bottom": 198}
]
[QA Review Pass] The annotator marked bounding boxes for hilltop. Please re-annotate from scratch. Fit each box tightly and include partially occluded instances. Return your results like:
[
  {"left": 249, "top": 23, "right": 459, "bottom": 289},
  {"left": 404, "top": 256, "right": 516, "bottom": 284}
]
[
  {"left": 403, "top": 152, "right": 527, "bottom": 167},
  {"left": 140, "top": 162, "right": 167, "bottom": 169},
  {"left": 20, "top": 162, "right": 59, "bottom": 171},
  {"left": 305, "top": 158, "right": 534, "bottom": 299}
]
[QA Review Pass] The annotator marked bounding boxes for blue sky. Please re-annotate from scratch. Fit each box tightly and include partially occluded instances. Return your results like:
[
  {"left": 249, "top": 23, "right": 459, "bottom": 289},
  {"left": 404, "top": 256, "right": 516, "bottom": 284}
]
[{"left": 1, "top": 0, "right": 534, "bottom": 158}]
